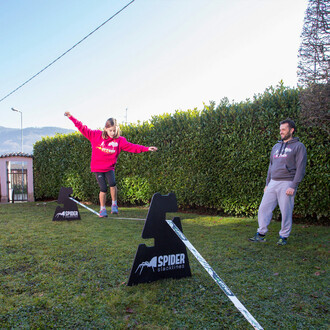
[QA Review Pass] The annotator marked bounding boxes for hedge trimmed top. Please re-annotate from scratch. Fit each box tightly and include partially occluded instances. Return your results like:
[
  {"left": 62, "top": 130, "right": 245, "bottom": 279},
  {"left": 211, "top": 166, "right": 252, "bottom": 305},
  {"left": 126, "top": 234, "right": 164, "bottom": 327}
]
[{"left": 33, "top": 84, "right": 329, "bottom": 220}]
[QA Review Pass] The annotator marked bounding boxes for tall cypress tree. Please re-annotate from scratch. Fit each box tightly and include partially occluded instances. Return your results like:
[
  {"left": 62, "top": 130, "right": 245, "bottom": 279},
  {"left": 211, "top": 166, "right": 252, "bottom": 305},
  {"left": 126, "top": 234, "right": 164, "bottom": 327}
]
[
  {"left": 297, "top": 0, "right": 329, "bottom": 134},
  {"left": 298, "top": 0, "right": 329, "bottom": 85}
]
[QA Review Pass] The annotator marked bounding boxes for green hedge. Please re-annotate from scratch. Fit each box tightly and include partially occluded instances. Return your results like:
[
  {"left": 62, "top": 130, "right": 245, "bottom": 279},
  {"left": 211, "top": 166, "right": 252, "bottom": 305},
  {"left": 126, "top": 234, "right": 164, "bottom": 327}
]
[{"left": 33, "top": 84, "right": 329, "bottom": 220}]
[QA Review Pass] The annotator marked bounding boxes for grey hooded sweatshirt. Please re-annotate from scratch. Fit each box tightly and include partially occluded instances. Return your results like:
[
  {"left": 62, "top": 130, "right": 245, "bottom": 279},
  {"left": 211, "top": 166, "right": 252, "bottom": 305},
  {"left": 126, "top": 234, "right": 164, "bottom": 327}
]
[{"left": 266, "top": 137, "right": 307, "bottom": 190}]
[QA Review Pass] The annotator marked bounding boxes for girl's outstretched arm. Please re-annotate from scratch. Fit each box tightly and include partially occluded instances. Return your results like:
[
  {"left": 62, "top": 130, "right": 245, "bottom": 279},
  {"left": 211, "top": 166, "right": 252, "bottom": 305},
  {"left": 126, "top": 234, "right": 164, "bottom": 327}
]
[{"left": 64, "top": 112, "right": 95, "bottom": 140}]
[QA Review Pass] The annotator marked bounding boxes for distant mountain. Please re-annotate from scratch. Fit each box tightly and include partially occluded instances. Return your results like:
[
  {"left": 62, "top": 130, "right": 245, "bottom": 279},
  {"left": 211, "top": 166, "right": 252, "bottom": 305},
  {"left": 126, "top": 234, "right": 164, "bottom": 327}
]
[{"left": 0, "top": 126, "right": 75, "bottom": 155}]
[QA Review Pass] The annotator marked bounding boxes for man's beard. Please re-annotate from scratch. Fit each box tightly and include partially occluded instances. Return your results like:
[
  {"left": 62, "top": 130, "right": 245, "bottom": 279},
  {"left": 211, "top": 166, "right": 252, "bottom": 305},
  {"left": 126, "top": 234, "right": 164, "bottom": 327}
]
[{"left": 282, "top": 132, "right": 292, "bottom": 141}]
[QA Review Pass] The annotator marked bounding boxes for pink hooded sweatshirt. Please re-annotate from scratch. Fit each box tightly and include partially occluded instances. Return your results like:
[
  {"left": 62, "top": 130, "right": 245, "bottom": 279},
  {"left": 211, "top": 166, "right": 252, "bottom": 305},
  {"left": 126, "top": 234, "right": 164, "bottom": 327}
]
[{"left": 69, "top": 116, "right": 149, "bottom": 172}]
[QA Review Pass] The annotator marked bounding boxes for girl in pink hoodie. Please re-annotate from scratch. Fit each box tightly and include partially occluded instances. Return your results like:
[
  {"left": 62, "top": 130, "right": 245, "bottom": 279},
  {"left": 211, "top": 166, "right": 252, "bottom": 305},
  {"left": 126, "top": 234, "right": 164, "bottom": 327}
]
[{"left": 65, "top": 112, "right": 157, "bottom": 217}]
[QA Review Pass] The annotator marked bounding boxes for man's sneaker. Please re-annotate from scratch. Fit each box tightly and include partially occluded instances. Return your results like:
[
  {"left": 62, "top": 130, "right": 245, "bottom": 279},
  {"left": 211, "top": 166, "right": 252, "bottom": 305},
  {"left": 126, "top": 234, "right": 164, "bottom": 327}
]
[
  {"left": 277, "top": 237, "right": 287, "bottom": 246},
  {"left": 111, "top": 205, "right": 118, "bottom": 214},
  {"left": 249, "top": 232, "right": 266, "bottom": 242},
  {"left": 99, "top": 209, "right": 108, "bottom": 218}
]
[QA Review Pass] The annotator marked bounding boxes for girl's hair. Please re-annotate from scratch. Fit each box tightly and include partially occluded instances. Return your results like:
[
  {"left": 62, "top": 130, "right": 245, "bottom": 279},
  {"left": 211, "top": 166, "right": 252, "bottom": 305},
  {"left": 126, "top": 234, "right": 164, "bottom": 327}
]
[{"left": 102, "top": 118, "right": 121, "bottom": 139}]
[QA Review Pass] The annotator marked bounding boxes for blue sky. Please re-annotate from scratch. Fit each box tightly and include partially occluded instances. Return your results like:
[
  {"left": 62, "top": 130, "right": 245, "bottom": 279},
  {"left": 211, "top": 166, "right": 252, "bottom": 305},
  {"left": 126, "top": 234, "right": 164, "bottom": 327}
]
[{"left": 0, "top": 0, "right": 307, "bottom": 130}]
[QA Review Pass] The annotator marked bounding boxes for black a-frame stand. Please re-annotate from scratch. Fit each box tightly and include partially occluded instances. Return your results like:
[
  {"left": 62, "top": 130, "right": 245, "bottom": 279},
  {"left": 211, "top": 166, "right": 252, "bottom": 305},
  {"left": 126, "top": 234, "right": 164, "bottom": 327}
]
[
  {"left": 127, "top": 193, "right": 191, "bottom": 286},
  {"left": 53, "top": 187, "right": 81, "bottom": 221}
]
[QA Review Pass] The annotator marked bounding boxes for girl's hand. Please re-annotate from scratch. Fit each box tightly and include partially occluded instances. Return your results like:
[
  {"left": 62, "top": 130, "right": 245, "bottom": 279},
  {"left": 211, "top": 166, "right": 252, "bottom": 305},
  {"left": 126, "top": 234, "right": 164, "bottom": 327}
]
[
  {"left": 148, "top": 146, "right": 158, "bottom": 152},
  {"left": 64, "top": 111, "right": 71, "bottom": 117}
]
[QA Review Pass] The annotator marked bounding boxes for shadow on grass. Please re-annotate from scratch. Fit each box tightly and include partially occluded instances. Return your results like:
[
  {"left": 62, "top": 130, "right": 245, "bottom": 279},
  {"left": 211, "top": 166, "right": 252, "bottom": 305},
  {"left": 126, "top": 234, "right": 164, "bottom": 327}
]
[{"left": 0, "top": 202, "right": 328, "bottom": 329}]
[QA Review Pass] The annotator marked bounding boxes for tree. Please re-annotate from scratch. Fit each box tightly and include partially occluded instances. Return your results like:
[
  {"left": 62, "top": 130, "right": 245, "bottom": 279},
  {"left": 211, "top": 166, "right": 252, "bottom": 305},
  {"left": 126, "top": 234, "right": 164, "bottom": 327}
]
[
  {"left": 297, "top": 0, "right": 329, "bottom": 134},
  {"left": 298, "top": 0, "right": 329, "bottom": 85}
]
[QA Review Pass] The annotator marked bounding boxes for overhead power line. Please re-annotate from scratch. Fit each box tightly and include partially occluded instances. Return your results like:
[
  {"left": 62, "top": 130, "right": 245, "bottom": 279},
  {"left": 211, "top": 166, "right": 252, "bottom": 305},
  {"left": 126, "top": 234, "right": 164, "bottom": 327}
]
[{"left": 0, "top": 0, "right": 136, "bottom": 104}]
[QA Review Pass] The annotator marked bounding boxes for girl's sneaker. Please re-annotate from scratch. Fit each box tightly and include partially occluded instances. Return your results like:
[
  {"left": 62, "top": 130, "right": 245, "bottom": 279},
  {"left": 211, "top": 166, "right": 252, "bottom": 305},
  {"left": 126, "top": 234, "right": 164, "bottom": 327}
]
[
  {"left": 111, "top": 205, "right": 118, "bottom": 214},
  {"left": 99, "top": 209, "right": 108, "bottom": 218}
]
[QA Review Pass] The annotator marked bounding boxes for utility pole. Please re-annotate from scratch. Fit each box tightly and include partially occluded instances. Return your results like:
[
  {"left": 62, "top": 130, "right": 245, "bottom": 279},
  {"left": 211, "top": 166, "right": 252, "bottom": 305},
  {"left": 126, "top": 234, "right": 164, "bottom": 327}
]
[{"left": 11, "top": 108, "right": 23, "bottom": 153}]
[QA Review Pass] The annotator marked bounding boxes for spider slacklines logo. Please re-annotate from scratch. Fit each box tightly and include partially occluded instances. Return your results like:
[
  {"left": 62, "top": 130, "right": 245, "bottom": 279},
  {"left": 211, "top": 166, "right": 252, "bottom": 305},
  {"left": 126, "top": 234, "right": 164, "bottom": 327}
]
[
  {"left": 55, "top": 210, "right": 79, "bottom": 219},
  {"left": 135, "top": 253, "right": 186, "bottom": 275}
]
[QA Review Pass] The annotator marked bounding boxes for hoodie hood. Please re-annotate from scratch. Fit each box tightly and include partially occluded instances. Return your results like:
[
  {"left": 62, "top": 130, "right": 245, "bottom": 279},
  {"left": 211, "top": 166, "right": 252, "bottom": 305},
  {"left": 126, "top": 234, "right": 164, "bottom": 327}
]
[
  {"left": 277, "top": 136, "right": 300, "bottom": 144},
  {"left": 276, "top": 137, "right": 300, "bottom": 157},
  {"left": 266, "top": 136, "right": 307, "bottom": 189}
]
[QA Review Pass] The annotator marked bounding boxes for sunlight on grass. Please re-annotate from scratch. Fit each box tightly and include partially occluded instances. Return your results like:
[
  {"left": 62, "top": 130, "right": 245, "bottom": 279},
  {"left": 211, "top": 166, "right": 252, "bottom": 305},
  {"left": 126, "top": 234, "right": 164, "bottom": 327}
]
[{"left": 0, "top": 202, "right": 328, "bottom": 329}]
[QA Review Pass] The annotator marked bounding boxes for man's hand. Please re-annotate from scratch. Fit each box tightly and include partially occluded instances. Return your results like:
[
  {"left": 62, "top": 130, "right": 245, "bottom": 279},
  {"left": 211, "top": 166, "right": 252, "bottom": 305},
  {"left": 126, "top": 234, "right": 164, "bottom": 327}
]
[
  {"left": 148, "top": 146, "right": 158, "bottom": 152},
  {"left": 286, "top": 187, "right": 295, "bottom": 196},
  {"left": 64, "top": 111, "right": 71, "bottom": 117}
]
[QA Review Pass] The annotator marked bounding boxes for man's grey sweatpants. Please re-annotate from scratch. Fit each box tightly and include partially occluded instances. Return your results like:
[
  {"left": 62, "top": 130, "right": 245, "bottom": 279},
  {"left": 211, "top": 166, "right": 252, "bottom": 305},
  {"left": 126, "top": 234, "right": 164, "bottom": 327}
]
[{"left": 257, "top": 180, "right": 296, "bottom": 238}]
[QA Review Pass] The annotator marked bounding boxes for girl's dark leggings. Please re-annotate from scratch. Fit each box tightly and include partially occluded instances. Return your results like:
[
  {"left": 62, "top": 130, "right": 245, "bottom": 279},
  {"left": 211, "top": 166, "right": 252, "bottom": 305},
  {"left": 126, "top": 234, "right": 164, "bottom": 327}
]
[{"left": 95, "top": 170, "right": 116, "bottom": 192}]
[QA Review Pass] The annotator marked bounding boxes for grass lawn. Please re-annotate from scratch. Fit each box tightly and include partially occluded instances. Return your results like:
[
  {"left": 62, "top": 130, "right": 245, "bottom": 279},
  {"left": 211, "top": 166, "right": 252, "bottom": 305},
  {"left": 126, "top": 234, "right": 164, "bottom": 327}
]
[{"left": 0, "top": 201, "right": 328, "bottom": 329}]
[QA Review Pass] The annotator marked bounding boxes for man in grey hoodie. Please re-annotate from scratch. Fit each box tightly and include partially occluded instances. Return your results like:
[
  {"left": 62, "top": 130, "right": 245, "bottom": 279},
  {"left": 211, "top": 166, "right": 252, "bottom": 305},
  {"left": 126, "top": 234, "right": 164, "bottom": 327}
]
[{"left": 249, "top": 119, "right": 307, "bottom": 245}]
